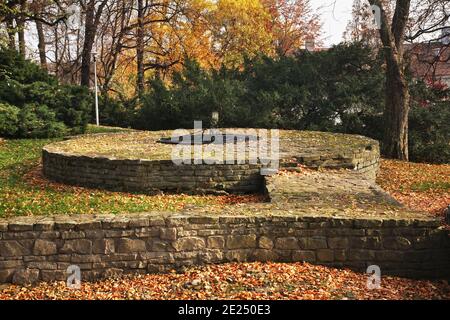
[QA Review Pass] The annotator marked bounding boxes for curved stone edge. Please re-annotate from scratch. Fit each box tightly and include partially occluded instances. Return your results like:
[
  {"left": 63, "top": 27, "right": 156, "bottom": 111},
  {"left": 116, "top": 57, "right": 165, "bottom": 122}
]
[
  {"left": 42, "top": 135, "right": 380, "bottom": 193},
  {"left": 42, "top": 149, "right": 265, "bottom": 194},
  {"left": 280, "top": 138, "right": 380, "bottom": 181},
  {"left": 0, "top": 214, "right": 448, "bottom": 285}
]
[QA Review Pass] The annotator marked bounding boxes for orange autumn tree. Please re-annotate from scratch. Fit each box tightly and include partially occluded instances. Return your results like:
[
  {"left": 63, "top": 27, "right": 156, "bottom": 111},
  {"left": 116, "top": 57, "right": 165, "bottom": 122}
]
[
  {"left": 207, "top": 0, "right": 276, "bottom": 68},
  {"left": 262, "top": 0, "right": 322, "bottom": 56},
  {"left": 144, "top": 0, "right": 215, "bottom": 76},
  {"left": 102, "top": 0, "right": 322, "bottom": 95},
  {"left": 119, "top": 0, "right": 276, "bottom": 88}
]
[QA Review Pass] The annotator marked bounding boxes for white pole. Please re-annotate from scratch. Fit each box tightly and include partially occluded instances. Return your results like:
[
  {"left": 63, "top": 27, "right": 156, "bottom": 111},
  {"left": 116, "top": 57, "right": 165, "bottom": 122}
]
[{"left": 93, "top": 53, "right": 99, "bottom": 126}]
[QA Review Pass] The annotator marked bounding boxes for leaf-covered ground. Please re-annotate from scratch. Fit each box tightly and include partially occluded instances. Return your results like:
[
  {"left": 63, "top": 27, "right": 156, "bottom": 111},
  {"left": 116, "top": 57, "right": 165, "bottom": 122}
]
[
  {"left": 0, "top": 262, "right": 448, "bottom": 300},
  {"left": 1, "top": 128, "right": 449, "bottom": 300},
  {"left": 377, "top": 159, "right": 450, "bottom": 217},
  {"left": 43, "top": 129, "right": 376, "bottom": 161},
  {"left": 0, "top": 131, "right": 448, "bottom": 219},
  {"left": 0, "top": 132, "right": 264, "bottom": 218}
]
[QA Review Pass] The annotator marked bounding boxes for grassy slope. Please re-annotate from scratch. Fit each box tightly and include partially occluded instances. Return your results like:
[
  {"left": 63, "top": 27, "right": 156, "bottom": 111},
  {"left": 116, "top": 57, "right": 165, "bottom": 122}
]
[
  {"left": 0, "top": 126, "right": 252, "bottom": 218},
  {"left": 0, "top": 125, "right": 448, "bottom": 218}
]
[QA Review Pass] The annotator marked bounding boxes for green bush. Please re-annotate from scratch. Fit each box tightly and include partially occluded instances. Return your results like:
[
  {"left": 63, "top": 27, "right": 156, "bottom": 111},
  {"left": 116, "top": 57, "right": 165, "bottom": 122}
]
[
  {"left": 0, "top": 47, "right": 55, "bottom": 85},
  {"left": 98, "top": 95, "right": 136, "bottom": 128},
  {"left": 49, "top": 85, "right": 91, "bottom": 134},
  {"left": 0, "top": 102, "right": 20, "bottom": 136},
  {"left": 135, "top": 61, "right": 248, "bottom": 130},
  {"left": 133, "top": 43, "right": 448, "bottom": 164},
  {"left": 16, "top": 104, "right": 67, "bottom": 138},
  {"left": 0, "top": 46, "right": 92, "bottom": 138},
  {"left": 408, "top": 82, "right": 450, "bottom": 164},
  {"left": 136, "top": 44, "right": 384, "bottom": 132}
]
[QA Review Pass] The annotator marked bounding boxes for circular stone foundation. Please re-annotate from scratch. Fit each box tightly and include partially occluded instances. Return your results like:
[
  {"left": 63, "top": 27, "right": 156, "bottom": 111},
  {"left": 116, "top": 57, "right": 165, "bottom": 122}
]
[{"left": 42, "top": 129, "right": 380, "bottom": 194}]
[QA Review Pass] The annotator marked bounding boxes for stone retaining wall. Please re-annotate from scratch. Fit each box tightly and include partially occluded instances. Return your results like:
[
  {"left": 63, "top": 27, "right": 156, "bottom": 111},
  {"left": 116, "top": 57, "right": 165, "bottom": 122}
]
[
  {"left": 43, "top": 151, "right": 264, "bottom": 194},
  {"left": 282, "top": 142, "right": 380, "bottom": 181},
  {"left": 43, "top": 139, "right": 380, "bottom": 194},
  {"left": 1, "top": 214, "right": 448, "bottom": 284}
]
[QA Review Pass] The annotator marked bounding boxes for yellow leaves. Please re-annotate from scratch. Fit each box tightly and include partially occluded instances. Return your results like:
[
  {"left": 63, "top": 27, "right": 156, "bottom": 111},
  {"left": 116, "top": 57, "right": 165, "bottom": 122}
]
[
  {"left": 103, "top": 0, "right": 321, "bottom": 93},
  {"left": 210, "top": 0, "right": 275, "bottom": 67}
]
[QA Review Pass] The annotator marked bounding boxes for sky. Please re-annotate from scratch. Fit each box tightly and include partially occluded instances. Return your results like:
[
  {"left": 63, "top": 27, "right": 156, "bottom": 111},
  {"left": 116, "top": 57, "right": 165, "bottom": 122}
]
[{"left": 310, "top": 0, "right": 355, "bottom": 47}]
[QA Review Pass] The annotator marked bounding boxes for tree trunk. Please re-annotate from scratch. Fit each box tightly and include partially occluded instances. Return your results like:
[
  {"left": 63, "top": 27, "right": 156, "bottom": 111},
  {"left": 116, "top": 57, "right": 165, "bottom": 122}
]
[
  {"left": 80, "top": 0, "right": 108, "bottom": 87},
  {"left": 17, "top": 0, "right": 26, "bottom": 56},
  {"left": 36, "top": 19, "right": 47, "bottom": 71},
  {"left": 136, "top": 0, "right": 145, "bottom": 97},
  {"left": 17, "top": 27, "right": 25, "bottom": 56},
  {"left": 80, "top": 5, "right": 96, "bottom": 87},
  {"left": 383, "top": 57, "right": 409, "bottom": 160},
  {"left": 5, "top": 17, "right": 16, "bottom": 50},
  {"left": 368, "top": 0, "right": 411, "bottom": 160}
]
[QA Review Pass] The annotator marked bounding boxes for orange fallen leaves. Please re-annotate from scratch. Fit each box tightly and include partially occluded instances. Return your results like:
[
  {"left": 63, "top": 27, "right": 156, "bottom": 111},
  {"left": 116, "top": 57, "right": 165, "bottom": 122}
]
[
  {"left": 377, "top": 159, "right": 450, "bottom": 217},
  {"left": 0, "top": 262, "right": 448, "bottom": 300}
]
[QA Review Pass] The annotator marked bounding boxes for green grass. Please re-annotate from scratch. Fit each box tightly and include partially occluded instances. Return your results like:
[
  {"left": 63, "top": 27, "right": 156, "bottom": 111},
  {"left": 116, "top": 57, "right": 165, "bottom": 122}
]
[
  {"left": 84, "top": 124, "right": 133, "bottom": 134},
  {"left": 411, "top": 181, "right": 450, "bottom": 192},
  {"left": 0, "top": 125, "right": 234, "bottom": 218}
]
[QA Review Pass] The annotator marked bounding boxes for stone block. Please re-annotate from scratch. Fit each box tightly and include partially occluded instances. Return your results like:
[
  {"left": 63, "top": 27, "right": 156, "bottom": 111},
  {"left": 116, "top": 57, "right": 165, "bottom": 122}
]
[
  {"left": 27, "top": 262, "right": 58, "bottom": 270},
  {"left": 160, "top": 227, "right": 177, "bottom": 241},
  {"left": 350, "top": 236, "right": 382, "bottom": 249},
  {"left": 40, "top": 231, "right": 60, "bottom": 239},
  {"left": 383, "top": 237, "right": 412, "bottom": 250},
  {"left": 140, "top": 252, "right": 175, "bottom": 264},
  {"left": 8, "top": 222, "right": 34, "bottom": 232},
  {"left": 116, "top": 238, "right": 147, "bottom": 253},
  {"left": 129, "top": 217, "right": 150, "bottom": 228},
  {"left": 226, "top": 235, "right": 257, "bottom": 249},
  {"left": 0, "top": 260, "right": 23, "bottom": 269},
  {"left": 93, "top": 239, "right": 115, "bottom": 254},
  {"left": 0, "top": 240, "right": 30, "bottom": 256},
  {"left": 298, "top": 237, "right": 327, "bottom": 249},
  {"left": 258, "top": 236, "right": 274, "bottom": 250},
  {"left": 61, "top": 231, "right": 85, "bottom": 240},
  {"left": 199, "top": 250, "right": 224, "bottom": 263},
  {"left": 251, "top": 249, "right": 278, "bottom": 262},
  {"left": 33, "top": 239, "right": 57, "bottom": 255},
  {"left": 207, "top": 236, "right": 225, "bottom": 249},
  {"left": 317, "top": 249, "right": 334, "bottom": 262},
  {"left": 327, "top": 237, "right": 349, "bottom": 249},
  {"left": 12, "top": 268, "right": 40, "bottom": 285},
  {"left": 76, "top": 220, "right": 102, "bottom": 230},
  {"left": 60, "top": 239, "right": 93, "bottom": 254},
  {"left": 173, "top": 237, "right": 205, "bottom": 251},
  {"left": 292, "top": 250, "right": 316, "bottom": 262},
  {"left": 41, "top": 270, "right": 67, "bottom": 281},
  {"left": 274, "top": 237, "right": 298, "bottom": 250},
  {"left": 348, "top": 249, "right": 376, "bottom": 261},
  {"left": 151, "top": 240, "right": 170, "bottom": 252},
  {"left": 375, "top": 250, "right": 404, "bottom": 262},
  {"left": 0, "top": 269, "right": 15, "bottom": 283},
  {"left": 225, "top": 249, "right": 251, "bottom": 262},
  {"left": 334, "top": 249, "right": 347, "bottom": 261}
]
